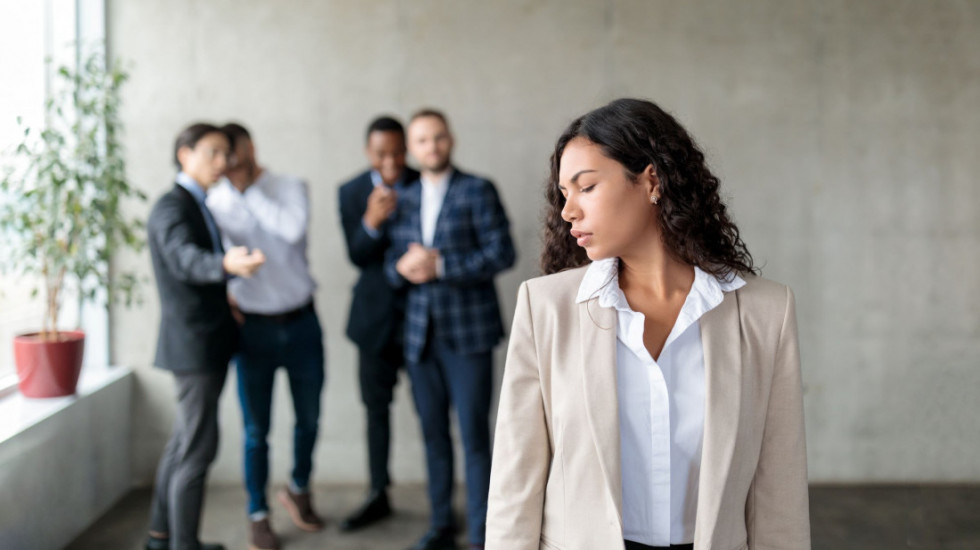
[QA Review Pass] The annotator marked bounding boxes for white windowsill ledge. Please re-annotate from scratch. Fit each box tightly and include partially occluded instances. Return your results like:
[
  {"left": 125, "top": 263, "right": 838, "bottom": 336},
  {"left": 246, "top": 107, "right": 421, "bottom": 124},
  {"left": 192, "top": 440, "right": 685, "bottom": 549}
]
[{"left": 0, "top": 365, "right": 132, "bottom": 445}]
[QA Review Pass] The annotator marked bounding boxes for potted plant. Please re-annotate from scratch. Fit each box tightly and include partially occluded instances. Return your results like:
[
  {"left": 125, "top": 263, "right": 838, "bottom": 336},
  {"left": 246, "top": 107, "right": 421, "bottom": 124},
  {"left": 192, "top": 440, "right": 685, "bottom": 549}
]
[{"left": 0, "top": 47, "right": 146, "bottom": 398}]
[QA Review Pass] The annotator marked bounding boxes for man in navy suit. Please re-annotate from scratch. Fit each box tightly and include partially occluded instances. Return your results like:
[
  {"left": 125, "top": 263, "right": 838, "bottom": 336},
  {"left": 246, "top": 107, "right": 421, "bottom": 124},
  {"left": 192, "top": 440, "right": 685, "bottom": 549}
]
[
  {"left": 337, "top": 116, "right": 420, "bottom": 531},
  {"left": 385, "top": 110, "right": 516, "bottom": 550}
]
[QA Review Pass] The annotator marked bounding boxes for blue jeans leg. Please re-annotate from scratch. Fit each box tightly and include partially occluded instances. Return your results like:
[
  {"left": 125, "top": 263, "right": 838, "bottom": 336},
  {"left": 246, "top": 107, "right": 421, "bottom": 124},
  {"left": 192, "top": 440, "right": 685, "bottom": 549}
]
[
  {"left": 237, "top": 322, "right": 279, "bottom": 516},
  {"left": 283, "top": 312, "right": 325, "bottom": 490}
]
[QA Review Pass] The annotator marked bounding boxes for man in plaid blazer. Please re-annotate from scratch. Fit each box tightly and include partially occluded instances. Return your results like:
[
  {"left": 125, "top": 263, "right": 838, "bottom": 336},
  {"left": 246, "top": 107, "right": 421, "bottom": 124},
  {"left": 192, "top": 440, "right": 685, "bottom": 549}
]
[{"left": 384, "top": 109, "right": 516, "bottom": 550}]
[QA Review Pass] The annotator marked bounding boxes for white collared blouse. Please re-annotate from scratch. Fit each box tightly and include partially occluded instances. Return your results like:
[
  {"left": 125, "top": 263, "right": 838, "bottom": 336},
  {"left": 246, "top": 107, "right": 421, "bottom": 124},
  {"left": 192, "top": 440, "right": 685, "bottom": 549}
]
[{"left": 576, "top": 258, "right": 745, "bottom": 546}]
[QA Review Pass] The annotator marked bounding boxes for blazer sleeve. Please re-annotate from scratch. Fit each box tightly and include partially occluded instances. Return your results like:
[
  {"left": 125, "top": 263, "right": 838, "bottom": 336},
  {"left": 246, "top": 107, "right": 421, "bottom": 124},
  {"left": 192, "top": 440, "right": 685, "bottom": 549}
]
[
  {"left": 149, "top": 197, "right": 225, "bottom": 285},
  {"left": 439, "top": 179, "right": 516, "bottom": 284},
  {"left": 383, "top": 245, "right": 408, "bottom": 289},
  {"left": 338, "top": 183, "right": 387, "bottom": 268},
  {"left": 382, "top": 203, "right": 410, "bottom": 289},
  {"left": 745, "top": 286, "right": 811, "bottom": 549},
  {"left": 486, "top": 281, "right": 551, "bottom": 549}
]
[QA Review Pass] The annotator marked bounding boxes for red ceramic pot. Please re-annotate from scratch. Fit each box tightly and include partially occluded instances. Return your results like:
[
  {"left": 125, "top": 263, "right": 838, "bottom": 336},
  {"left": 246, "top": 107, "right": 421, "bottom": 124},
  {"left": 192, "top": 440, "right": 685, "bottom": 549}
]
[{"left": 13, "top": 330, "right": 86, "bottom": 398}]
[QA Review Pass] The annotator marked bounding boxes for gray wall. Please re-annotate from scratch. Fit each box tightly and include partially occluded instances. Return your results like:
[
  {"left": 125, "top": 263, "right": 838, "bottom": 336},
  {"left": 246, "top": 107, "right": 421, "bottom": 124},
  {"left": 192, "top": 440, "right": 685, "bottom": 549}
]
[{"left": 109, "top": 0, "right": 980, "bottom": 486}]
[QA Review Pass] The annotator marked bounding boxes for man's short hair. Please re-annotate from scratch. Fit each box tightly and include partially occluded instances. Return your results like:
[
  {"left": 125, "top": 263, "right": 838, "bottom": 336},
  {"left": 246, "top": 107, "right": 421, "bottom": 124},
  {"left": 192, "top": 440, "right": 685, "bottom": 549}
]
[
  {"left": 173, "top": 122, "right": 227, "bottom": 169},
  {"left": 366, "top": 116, "right": 405, "bottom": 143},
  {"left": 409, "top": 108, "right": 450, "bottom": 128},
  {"left": 221, "top": 122, "right": 252, "bottom": 146}
]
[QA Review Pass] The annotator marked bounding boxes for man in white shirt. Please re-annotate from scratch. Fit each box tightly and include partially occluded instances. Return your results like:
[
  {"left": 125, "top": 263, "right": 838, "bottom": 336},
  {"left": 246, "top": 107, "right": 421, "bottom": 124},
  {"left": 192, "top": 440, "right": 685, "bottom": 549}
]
[{"left": 205, "top": 123, "right": 324, "bottom": 550}]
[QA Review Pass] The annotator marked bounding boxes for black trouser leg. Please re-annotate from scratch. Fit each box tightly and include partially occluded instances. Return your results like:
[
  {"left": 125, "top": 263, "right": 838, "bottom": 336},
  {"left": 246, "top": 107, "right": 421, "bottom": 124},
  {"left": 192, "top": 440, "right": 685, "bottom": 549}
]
[{"left": 358, "top": 341, "right": 401, "bottom": 491}]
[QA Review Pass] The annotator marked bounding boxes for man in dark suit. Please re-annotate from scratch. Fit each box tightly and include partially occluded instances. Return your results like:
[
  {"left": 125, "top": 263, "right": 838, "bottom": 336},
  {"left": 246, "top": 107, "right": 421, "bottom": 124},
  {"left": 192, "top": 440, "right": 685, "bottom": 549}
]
[
  {"left": 337, "top": 116, "right": 420, "bottom": 531},
  {"left": 385, "top": 110, "right": 516, "bottom": 550},
  {"left": 145, "top": 123, "right": 265, "bottom": 550}
]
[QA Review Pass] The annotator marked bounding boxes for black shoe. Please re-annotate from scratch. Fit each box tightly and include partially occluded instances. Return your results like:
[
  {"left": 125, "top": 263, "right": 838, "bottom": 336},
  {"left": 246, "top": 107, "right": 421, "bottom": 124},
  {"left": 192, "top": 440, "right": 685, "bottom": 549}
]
[
  {"left": 406, "top": 527, "right": 457, "bottom": 550},
  {"left": 340, "top": 489, "right": 393, "bottom": 532}
]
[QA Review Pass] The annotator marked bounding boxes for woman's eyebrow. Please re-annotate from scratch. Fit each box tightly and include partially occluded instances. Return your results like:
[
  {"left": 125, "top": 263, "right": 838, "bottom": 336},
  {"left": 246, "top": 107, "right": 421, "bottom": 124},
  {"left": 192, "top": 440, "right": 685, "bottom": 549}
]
[{"left": 570, "top": 169, "right": 597, "bottom": 184}]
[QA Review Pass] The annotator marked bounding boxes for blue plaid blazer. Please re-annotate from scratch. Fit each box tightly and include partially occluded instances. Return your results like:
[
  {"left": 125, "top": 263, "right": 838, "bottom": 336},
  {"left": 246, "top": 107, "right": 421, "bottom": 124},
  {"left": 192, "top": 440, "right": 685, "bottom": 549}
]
[{"left": 384, "top": 168, "right": 517, "bottom": 364}]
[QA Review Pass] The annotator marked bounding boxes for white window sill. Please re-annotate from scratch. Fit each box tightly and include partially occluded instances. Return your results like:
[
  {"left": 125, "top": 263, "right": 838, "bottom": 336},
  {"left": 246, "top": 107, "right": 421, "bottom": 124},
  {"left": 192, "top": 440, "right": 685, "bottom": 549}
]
[
  {"left": 0, "top": 374, "right": 18, "bottom": 398},
  {"left": 0, "top": 365, "right": 132, "bottom": 445}
]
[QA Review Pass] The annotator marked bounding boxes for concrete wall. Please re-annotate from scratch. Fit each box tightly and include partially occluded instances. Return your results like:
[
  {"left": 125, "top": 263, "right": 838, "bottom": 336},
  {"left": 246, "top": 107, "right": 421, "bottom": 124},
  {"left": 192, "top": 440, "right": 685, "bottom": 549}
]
[{"left": 109, "top": 0, "right": 980, "bottom": 485}]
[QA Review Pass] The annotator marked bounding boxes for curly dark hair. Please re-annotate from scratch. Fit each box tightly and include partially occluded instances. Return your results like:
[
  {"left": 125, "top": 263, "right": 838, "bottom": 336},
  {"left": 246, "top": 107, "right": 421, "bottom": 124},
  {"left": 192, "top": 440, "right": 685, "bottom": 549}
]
[{"left": 542, "top": 98, "right": 756, "bottom": 278}]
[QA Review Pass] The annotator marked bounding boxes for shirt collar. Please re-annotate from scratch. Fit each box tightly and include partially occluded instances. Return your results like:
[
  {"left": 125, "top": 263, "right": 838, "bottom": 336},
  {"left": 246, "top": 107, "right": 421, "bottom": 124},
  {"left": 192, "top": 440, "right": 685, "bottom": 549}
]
[
  {"left": 577, "top": 257, "right": 746, "bottom": 351},
  {"left": 575, "top": 257, "right": 621, "bottom": 305},
  {"left": 371, "top": 167, "right": 424, "bottom": 191},
  {"left": 371, "top": 169, "right": 410, "bottom": 189},
  {"left": 176, "top": 171, "right": 207, "bottom": 204},
  {"left": 575, "top": 257, "right": 746, "bottom": 307},
  {"left": 421, "top": 168, "right": 453, "bottom": 190}
]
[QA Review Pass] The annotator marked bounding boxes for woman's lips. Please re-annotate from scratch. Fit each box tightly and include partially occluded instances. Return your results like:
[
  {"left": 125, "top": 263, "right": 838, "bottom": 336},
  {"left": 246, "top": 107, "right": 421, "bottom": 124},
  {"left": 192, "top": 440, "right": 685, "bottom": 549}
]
[{"left": 570, "top": 229, "right": 592, "bottom": 247}]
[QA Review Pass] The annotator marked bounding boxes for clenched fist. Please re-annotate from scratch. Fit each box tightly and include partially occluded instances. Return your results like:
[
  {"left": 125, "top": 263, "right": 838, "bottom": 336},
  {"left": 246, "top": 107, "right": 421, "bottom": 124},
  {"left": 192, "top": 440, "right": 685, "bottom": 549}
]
[
  {"left": 363, "top": 185, "right": 398, "bottom": 230},
  {"left": 396, "top": 242, "right": 439, "bottom": 284}
]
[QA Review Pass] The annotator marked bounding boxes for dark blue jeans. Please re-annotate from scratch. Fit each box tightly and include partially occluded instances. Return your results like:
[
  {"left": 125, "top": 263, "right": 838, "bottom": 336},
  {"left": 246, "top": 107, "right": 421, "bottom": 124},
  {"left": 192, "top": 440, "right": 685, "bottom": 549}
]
[
  {"left": 236, "top": 308, "right": 325, "bottom": 516},
  {"left": 407, "top": 338, "right": 493, "bottom": 546}
]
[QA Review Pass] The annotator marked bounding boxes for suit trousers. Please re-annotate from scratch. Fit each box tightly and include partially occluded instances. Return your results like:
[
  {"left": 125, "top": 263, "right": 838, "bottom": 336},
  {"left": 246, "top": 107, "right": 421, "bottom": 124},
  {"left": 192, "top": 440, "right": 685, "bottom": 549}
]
[
  {"left": 358, "top": 338, "right": 403, "bottom": 491},
  {"left": 149, "top": 368, "right": 228, "bottom": 550},
  {"left": 407, "top": 335, "right": 493, "bottom": 545}
]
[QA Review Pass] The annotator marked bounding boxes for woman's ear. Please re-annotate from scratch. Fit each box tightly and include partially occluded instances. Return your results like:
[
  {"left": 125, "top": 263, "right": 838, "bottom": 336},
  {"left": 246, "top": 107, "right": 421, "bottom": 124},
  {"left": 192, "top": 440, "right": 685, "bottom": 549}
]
[{"left": 643, "top": 164, "right": 660, "bottom": 197}]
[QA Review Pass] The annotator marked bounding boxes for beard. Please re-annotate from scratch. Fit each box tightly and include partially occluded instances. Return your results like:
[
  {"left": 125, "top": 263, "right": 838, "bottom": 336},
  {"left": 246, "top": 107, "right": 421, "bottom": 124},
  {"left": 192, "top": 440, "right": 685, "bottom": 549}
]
[{"left": 423, "top": 157, "right": 451, "bottom": 173}]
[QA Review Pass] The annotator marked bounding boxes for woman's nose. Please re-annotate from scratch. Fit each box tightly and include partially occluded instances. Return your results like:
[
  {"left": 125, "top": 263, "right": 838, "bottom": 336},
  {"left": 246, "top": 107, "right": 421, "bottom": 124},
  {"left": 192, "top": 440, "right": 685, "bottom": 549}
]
[{"left": 561, "top": 196, "right": 578, "bottom": 222}]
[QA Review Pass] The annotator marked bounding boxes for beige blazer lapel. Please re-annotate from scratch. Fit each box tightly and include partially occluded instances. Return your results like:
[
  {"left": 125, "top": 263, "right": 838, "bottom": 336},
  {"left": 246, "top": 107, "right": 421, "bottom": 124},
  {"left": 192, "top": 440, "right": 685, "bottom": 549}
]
[
  {"left": 694, "top": 289, "right": 743, "bottom": 547},
  {"left": 578, "top": 297, "right": 622, "bottom": 524}
]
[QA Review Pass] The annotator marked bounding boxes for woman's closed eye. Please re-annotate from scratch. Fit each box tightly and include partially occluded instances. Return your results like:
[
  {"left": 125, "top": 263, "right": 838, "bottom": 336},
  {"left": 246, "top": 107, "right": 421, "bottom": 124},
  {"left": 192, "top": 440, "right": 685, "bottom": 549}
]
[{"left": 558, "top": 183, "right": 596, "bottom": 197}]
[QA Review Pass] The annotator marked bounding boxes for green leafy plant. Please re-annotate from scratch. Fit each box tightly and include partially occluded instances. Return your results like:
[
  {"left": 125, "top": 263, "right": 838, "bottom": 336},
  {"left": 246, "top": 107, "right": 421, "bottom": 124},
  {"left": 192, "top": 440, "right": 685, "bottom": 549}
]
[{"left": 0, "top": 47, "right": 146, "bottom": 340}]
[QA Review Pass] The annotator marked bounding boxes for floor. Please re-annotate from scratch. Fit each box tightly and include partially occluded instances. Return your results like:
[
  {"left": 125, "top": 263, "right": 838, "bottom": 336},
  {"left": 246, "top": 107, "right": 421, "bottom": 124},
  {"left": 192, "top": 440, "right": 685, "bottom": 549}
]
[
  {"left": 808, "top": 485, "right": 980, "bottom": 550},
  {"left": 66, "top": 484, "right": 980, "bottom": 550}
]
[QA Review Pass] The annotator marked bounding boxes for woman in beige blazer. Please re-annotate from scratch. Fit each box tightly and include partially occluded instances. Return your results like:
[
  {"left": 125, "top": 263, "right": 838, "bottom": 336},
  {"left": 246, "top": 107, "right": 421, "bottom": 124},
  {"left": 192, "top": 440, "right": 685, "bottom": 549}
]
[{"left": 486, "top": 99, "right": 809, "bottom": 550}]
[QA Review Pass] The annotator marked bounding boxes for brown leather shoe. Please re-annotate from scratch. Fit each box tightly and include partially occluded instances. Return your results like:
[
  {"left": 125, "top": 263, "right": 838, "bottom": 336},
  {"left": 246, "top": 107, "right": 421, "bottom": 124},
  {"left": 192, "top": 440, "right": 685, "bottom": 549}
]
[
  {"left": 249, "top": 518, "right": 280, "bottom": 550},
  {"left": 277, "top": 488, "right": 325, "bottom": 532}
]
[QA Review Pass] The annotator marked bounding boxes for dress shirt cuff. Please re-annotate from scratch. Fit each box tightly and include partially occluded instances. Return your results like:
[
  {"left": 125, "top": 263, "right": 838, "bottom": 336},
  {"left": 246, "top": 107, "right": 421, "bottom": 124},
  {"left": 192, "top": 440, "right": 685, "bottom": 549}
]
[
  {"left": 361, "top": 218, "right": 381, "bottom": 240},
  {"left": 435, "top": 254, "right": 445, "bottom": 279}
]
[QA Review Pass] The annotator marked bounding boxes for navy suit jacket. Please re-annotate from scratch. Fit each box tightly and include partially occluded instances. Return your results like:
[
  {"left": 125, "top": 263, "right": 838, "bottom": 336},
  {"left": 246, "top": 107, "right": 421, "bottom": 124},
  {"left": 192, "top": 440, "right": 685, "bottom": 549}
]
[
  {"left": 338, "top": 168, "right": 420, "bottom": 353},
  {"left": 147, "top": 184, "right": 238, "bottom": 372},
  {"left": 384, "top": 168, "right": 516, "bottom": 363}
]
